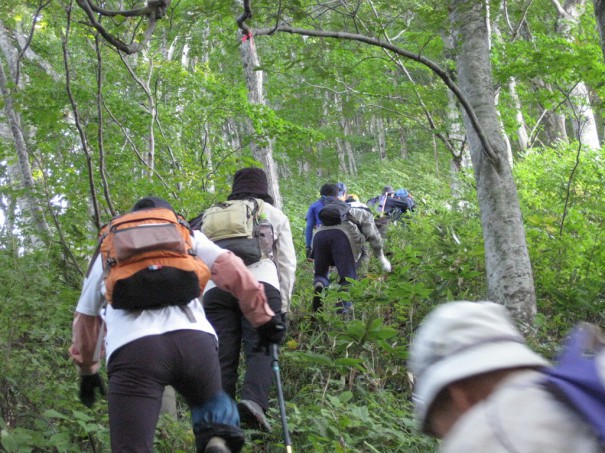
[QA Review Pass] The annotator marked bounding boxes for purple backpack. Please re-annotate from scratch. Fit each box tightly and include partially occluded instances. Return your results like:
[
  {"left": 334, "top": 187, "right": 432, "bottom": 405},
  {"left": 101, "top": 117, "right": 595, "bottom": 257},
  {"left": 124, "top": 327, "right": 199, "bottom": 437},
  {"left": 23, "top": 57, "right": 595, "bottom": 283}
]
[{"left": 544, "top": 323, "right": 605, "bottom": 446}]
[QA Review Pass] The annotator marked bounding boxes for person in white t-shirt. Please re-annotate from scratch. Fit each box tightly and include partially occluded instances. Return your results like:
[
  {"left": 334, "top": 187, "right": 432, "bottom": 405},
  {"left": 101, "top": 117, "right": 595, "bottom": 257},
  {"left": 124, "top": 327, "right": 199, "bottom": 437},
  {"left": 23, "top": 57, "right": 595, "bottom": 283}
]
[{"left": 68, "top": 196, "right": 284, "bottom": 453}]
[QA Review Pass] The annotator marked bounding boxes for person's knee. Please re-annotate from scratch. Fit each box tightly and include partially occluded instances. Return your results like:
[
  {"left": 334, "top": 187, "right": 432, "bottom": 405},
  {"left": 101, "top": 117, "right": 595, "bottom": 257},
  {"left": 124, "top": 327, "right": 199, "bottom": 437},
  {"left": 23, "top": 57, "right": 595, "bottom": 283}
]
[{"left": 191, "top": 391, "right": 245, "bottom": 452}]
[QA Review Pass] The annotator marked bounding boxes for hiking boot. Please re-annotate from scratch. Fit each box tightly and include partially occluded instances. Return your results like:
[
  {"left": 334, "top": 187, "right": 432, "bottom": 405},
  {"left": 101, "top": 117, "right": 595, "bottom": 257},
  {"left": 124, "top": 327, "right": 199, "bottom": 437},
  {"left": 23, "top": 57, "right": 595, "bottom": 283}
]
[
  {"left": 312, "top": 282, "right": 325, "bottom": 312},
  {"left": 204, "top": 436, "right": 231, "bottom": 453},
  {"left": 237, "top": 399, "right": 271, "bottom": 432}
]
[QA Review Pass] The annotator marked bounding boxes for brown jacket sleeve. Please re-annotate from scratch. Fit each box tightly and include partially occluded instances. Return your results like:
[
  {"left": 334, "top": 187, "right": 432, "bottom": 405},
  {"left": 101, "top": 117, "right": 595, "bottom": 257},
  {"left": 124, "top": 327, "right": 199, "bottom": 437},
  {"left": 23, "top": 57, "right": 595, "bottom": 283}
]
[
  {"left": 68, "top": 312, "right": 105, "bottom": 375},
  {"left": 210, "top": 251, "right": 274, "bottom": 327}
]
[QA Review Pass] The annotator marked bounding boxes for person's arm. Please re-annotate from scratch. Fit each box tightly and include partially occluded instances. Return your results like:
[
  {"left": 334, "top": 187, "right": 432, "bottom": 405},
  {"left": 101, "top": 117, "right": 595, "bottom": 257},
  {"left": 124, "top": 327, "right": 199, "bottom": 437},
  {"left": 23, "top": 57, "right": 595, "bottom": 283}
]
[
  {"left": 194, "top": 230, "right": 275, "bottom": 327},
  {"left": 352, "top": 209, "right": 391, "bottom": 272},
  {"left": 272, "top": 210, "right": 297, "bottom": 313},
  {"left": 304, "top": 204, "right": 315, "bottom": 249},
  {"left": 68, "top": 256, "right": 106, "bottom": 375}
]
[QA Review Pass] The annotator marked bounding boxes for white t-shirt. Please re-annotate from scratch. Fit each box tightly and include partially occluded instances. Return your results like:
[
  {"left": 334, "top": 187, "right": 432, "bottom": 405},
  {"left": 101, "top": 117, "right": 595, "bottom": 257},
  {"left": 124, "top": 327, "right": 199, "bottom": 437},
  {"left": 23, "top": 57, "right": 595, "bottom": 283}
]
[{"left": 75, "top": 230, "right": 225, "bottom": 362}]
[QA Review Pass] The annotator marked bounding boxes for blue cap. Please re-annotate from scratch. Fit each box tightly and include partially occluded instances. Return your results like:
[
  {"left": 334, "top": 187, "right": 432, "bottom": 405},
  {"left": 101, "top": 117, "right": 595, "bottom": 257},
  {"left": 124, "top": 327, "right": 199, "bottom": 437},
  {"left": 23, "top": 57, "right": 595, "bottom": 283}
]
[{"left": 337, "top": 182, "right": 347, "bottom": 197}]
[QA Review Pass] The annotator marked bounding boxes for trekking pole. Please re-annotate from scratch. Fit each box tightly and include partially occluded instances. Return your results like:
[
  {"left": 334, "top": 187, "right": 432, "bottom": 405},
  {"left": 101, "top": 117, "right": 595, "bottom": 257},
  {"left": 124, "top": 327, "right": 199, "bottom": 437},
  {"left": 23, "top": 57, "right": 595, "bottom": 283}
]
[{"left": 271, "top": 343, "right": 293, "bottom": 453}]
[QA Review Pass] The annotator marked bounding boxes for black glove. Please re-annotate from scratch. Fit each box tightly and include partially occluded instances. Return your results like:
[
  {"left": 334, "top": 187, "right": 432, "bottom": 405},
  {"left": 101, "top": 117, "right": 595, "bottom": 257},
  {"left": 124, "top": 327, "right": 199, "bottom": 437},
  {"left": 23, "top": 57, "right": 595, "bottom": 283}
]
[
  {"left": 79, "top": 373, "right": 106, "bottom": 408},
  {"left": 279, "top": 312, "right": 288, "bottom": 330},
  {"left": 256, "top": 315, "right": 286, "bottom": 352}
]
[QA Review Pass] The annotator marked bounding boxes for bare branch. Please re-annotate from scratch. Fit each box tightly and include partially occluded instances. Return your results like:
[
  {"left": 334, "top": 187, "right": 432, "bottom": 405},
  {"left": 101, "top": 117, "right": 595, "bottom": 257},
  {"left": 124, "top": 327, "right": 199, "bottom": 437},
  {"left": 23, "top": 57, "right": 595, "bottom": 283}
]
[
  {"left": 254, "top": 25, "right": 499, "bottom": 162},
  {"left": 62, "top": 1, "right": 101, "bottom": 229},
  {"left": 15, "top": 0, "right": 52, "bottom": 85},
  {"left": 93, "top": 33, "right": 116, "bottom": 217},
  {"left": 237, "top": 0, "right": 252, "bottom": 39},
  {"left": 74, "top": 0, "right": 170, "bottom": 54}
]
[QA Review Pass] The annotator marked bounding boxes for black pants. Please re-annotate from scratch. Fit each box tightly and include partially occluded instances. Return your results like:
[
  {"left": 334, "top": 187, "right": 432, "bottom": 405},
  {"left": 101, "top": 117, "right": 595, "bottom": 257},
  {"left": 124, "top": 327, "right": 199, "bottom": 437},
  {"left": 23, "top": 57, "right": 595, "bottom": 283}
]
[
  {"left": 203, "top": 282, "right": 282, "bottom": 411},
  {"left": 107, "top": 330, "right": 234, "bottom": 452},
  {"left": 312, "top": 228, "right": 357, "bottom": 287}
]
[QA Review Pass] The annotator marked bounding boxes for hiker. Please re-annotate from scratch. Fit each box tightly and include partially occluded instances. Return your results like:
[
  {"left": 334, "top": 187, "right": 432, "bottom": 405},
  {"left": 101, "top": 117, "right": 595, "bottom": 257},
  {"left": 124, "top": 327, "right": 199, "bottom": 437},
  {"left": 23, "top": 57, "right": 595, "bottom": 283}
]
[
  {"left": 201, "top": 168, "right": 296, "bottom": 432},
  {"left": 68, "top": 196, "right": 285, "bottom": 453},
  {"left": 311, "top": 183, "right": 391, "bottom": 312},
  {"left": 305, "top": 182, "right": 347, "bottom": 260},
  {"left": 394, "top": 188, "right": 415, "bottom": 213},
  {"left": 368, "top": 185, "right": 413, "bottom": 237},
  {"left": 408, "top": 301, "right": 602, "bottom": 452}
]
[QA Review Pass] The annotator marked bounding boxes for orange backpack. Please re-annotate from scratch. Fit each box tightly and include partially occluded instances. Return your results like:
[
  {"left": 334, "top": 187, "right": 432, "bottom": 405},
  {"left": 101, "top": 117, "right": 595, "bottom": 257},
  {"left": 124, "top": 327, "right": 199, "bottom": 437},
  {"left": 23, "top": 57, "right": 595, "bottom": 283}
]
[{"left": 99, "top": 207, "right": 210, "bottom": 310}]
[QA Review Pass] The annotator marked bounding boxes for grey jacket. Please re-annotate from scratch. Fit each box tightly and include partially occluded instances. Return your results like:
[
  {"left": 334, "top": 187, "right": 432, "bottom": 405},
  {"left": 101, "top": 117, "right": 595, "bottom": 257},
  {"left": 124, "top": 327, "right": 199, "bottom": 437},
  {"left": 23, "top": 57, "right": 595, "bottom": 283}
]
[
  {"left": 441, "top": 370, "right": 602, "bottom": 453},
  {"left": 317, "top": 206, "right": 384, "bottom": 261}
]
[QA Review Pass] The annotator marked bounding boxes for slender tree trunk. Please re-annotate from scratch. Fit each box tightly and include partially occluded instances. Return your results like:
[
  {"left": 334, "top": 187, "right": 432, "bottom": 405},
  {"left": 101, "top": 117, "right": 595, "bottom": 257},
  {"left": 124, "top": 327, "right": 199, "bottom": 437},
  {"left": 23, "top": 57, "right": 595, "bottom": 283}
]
[
  {"left": 0, "top": 25, "right": 50, "bottom": 245},
  {"left": 594, "top": 0, "right": 605, "bottom": 60},
  {"left": 341, "top": 116, "right": 358, "bottom": 175},
  {"left": 239, "top": 31, "right": 282, "bottom": 208},
  {"left": 554, "top": 0, "right": 600, "bottom": 148},
  {"left": 451, "top": 0, "right": 536, "bottom": 326},
  {"left": 443, "top": 29, "right": 471, "bottom": 199},
  {"left": 509, "top": 77, "right": 529, "bottom": 151},
  {"left": 400, "top": 129, "right": 409, "bottom": 159},
  {"left": 372, "top": 116, "right": 387, "bottom": 160}
]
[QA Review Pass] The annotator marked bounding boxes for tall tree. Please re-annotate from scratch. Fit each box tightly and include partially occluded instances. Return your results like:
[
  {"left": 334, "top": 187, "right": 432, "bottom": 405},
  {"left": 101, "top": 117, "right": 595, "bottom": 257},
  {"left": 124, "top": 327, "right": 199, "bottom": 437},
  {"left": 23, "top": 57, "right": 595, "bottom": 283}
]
[
  {"left": 237, "top": 3, "right": 283, "bottom": 208},
  {"left": 451, "top": 0, "right": 536, "bottom": 325}
]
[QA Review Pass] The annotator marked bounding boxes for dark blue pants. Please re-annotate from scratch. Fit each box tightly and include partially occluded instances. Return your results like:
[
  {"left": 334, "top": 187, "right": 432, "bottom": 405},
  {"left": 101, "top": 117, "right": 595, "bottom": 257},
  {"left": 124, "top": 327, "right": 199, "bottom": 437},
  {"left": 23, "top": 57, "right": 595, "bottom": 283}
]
[
  {"left": 312, "top": 228, "right": 357, "bottom": 287},
  {"left": 203, "top": 283, "right": 282, "bottom": 411}
]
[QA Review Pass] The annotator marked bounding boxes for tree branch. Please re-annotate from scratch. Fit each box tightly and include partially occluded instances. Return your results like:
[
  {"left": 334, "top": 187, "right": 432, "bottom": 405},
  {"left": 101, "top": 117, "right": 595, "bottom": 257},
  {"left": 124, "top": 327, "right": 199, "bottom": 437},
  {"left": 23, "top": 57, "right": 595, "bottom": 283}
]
[
  {"left": 62, "top": 1, "right": 101, "bottom": 229},
  {"left": 74, "top": 0, "right": 169, "bottom": 54},
  {"left": 15, "top": 0, "right": 52, "bottom": 86},
  {"left": 93, "top": 33, "right": 116, "bottom": 217},
  {"left": 253, "top": 25, "right": 499, "bottom": 162}
]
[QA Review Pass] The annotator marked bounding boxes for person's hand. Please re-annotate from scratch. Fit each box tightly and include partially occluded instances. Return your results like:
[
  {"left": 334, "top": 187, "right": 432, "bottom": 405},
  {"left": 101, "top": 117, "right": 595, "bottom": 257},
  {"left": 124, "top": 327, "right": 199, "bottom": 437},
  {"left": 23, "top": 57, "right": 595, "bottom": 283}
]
[
  {"left": 256, "top": 316, "right": 286, "bottom": 353},
  {"left": 378, "top": 254, "right": 392, "bottom": 273},
  {"left": 79, "top": 373, "right": 106, "bottom": 408}
]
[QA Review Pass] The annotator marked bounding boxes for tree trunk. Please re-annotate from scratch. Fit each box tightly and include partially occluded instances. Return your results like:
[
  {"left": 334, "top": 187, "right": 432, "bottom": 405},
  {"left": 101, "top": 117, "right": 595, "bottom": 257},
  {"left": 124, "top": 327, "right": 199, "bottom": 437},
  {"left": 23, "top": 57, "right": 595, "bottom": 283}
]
[
  {"left": 451, "top": 0, "right": 536, "bottom": 326},
  {"left": 0, "top": 25, "right": 50, "bottom": 246},
  {"left": 509, "top": 77, "right": 529, "bottom": 151},
  {"left": 443, "top": 28, "right": 471, "bottom": 199},
  {"left": 372, "top": 116, "right": 387, "bottom": 160},
  {"left": 239, "top": 31, "right": 282, "bottom": 208},
  {"left": 555, "top": 0, "right": 600, "bottom": 149},
  {"left": 594, "top": 0, "right": 605, "bottom": 60}
]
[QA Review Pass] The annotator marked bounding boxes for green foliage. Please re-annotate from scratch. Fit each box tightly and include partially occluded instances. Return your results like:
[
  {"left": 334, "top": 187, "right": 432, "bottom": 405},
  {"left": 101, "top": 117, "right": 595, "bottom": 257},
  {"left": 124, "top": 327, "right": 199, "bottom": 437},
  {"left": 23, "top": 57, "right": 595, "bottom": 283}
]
[
  {"left": 515, "top": 144, "right": 605, "bottom": 329},
  {"left": 0, "top": 248, "right": 109, "bottom": 452},
  {"left": 3, "top": 0, "right": 605, "bottom": 450}
]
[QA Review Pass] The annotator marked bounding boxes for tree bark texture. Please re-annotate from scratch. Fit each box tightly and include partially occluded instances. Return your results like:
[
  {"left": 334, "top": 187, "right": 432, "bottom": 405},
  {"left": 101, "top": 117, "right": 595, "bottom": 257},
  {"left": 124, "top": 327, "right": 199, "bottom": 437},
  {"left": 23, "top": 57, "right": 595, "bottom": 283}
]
[
  {"left": 555, "top": 0, "right": 600, "bottom": 149},
  {"left": 594, "top": 0, "right": 605, "bottom": 61},
  {"left": 0, "top": 28, "right": 50, "bottom": 245},
  {"left": 451, "top": 0, "right": 536, "bottom": 326},
  {"left": 239, "top": 32, "right": 282, "bottom": 209}
]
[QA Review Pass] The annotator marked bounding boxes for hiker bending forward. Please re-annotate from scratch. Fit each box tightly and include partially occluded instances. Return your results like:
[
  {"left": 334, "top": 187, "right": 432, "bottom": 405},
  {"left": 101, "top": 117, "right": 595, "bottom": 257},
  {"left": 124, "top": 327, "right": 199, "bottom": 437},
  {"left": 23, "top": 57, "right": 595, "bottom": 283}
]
[
  {"left": 311, "top": 184, "right": 390, "bottom": 312},
  {"left": 408, "top": 301, "right": 602, "bottom": 453},
  {"left": 202, "top": 168, "right": 297, "bottom": 432},
  {"left": 68, "top": 196, "right": 284, "bottom": 453}
]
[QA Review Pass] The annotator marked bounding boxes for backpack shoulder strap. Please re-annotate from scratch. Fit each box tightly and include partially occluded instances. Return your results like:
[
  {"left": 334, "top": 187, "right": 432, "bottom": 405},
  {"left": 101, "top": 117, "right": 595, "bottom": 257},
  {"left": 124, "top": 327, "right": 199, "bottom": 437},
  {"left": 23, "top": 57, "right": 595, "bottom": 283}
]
[
  {"left": 543, "top": 323, "right": 605, "bottom": 445},
  {"left": 244, "top": 197, "right": 265, "bottom": 220}
]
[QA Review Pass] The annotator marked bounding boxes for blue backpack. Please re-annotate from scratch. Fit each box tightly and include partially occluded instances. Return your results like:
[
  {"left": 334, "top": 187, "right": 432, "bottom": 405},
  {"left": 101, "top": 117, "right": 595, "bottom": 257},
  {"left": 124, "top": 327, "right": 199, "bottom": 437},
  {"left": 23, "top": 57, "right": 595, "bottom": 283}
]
[{"left": 544, "top": 323, "right": 605, "bottom": 446}]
